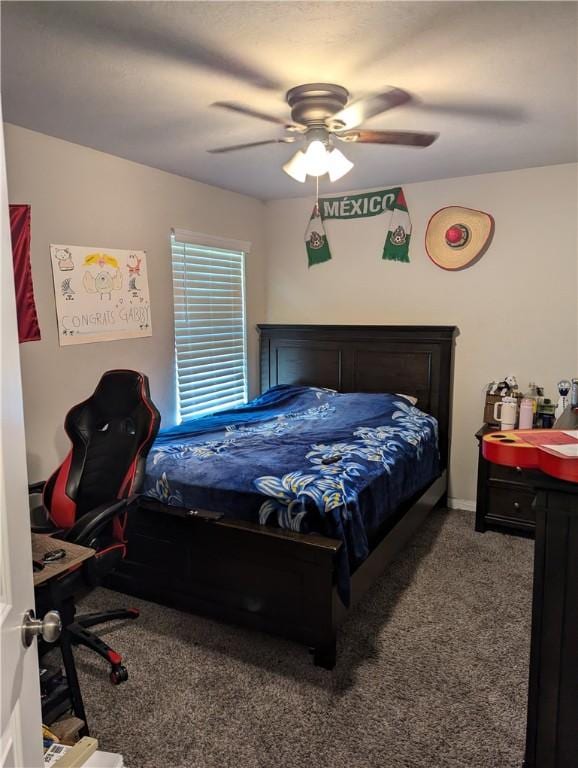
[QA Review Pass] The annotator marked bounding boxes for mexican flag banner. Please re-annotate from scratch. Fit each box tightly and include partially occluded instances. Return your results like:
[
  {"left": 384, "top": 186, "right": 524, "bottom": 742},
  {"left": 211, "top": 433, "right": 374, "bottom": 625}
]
[
  {"left": 382, "top": 188, "right": 411, "bottom": 262},
  {"left": 305, "top": 203, "right": 332, "bottom": 266},
  {"left": 304, "top": 186, "right": 411, "bottom": 266}
]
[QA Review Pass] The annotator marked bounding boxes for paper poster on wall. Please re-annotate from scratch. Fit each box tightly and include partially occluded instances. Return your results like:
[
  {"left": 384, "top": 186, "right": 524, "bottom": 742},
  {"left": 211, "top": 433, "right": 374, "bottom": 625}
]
[{"left": 50, "top": 244, "right": 152, "bottom": 346}]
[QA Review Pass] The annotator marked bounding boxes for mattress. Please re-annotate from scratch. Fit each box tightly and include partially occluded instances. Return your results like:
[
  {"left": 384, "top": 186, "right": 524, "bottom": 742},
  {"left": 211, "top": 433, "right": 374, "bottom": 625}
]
[{"left": 143, "top": 385, "right": 440, "bottom": 603}]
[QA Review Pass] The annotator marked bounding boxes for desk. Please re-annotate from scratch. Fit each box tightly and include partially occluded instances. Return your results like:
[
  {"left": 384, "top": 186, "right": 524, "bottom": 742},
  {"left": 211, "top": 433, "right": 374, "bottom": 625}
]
[
  {"left": 33, "top": 534, "right": 95, "bottom": 736},
  {"left": 523, "top": 474, "right": 578, "bottom": 768},
  {"left": 33, "top": 534, "right": 94, "bottom": 586}
]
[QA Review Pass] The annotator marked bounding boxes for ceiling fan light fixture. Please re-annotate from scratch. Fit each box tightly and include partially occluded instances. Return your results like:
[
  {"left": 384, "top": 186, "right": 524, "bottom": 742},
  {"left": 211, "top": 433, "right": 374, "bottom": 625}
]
[
  {"left": 303, "top": 139, "right": 329, "bottom": 177},
  {"left": 282, "top": 149, "right": 308, "bottom": 182},
  {"left": 327, "top": 147, "right": 354, "bottom": 181},
  {"left": 283, "top": 127, "right": 354, "bottom": 183}
]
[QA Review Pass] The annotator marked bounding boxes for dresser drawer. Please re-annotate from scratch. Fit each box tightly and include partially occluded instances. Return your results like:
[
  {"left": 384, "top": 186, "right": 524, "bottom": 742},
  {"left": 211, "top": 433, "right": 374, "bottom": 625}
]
[
  {"left": 486, "top": 485, "right": 536, "bottom": 528},
  {"left": 488, "top": 462, "right": 528, "bottom": 484}
]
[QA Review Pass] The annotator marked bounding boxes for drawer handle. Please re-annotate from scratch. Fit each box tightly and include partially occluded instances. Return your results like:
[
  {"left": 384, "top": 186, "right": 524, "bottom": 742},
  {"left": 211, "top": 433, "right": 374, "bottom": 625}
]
[{"left": 513, "top": 501, "right": 520, "bottom": 509}]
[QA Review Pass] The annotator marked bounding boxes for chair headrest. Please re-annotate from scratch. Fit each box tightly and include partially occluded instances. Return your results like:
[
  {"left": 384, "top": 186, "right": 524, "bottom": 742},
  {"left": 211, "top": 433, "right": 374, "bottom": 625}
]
[{"left": 90, "top": 369, "right": 151, "bottom": 419}]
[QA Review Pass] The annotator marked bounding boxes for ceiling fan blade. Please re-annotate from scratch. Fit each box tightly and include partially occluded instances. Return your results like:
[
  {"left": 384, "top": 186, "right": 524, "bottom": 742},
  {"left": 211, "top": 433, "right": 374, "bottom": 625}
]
[
  {"left": 6, "top": 4, "right": 282, "bottom": 91},
  {"left": 336, "top": 129, "right": 438, "bottom": 147},
  {"left": 417, "top": 100, "right": 525, "bottom": 124},
  {"left": 212, "top": 102, "right": 303, "bottom": 130},
  {"left": 208, "top": 138, "right": 298, "bottom": 154},
  {"left": 330, "top": 88, "right": 412, "bottom": 130}
]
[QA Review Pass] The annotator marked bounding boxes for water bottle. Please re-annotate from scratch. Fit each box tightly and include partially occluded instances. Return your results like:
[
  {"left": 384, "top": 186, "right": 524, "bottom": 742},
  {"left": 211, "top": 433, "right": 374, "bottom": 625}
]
[
  {"left": 519, "top": 398, "right": 534, "bottom": 430},
  {"left": 571, "top": 379, "right": 578, "bottom": 408},
  {"left": 524, "top": 382, "right": 538, "bottom": 416}
]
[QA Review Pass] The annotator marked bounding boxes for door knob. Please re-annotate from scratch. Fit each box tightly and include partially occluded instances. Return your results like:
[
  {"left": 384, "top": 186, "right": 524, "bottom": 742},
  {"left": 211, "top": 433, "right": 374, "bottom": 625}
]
[{"left": 21, "top": 609, "right": 62, "bottom": 648}]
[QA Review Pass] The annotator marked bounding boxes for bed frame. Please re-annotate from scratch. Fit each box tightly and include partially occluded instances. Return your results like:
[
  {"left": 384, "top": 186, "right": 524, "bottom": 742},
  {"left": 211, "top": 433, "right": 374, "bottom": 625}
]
[{"left": 107, "top": 324, "right": 457, "bottom": 668}]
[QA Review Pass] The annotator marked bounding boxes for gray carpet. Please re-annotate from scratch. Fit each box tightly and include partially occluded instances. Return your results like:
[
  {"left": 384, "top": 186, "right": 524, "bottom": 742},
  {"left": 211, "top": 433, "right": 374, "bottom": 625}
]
[{"left": 75, "top": 509, "right": 533, "bottom": 768}]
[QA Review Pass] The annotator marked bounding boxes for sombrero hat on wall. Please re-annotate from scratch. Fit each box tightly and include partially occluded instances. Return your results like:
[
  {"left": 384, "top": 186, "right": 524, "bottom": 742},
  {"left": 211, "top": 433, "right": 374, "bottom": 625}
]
[{"left": 425, "top": 206, "right": 495, "bottom": 270}]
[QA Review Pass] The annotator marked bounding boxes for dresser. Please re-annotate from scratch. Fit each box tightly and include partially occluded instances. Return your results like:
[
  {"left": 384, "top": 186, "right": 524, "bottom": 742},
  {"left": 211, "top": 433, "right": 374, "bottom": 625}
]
[{"left": 475, "top": 424, "right": 536, "bottom": 535}]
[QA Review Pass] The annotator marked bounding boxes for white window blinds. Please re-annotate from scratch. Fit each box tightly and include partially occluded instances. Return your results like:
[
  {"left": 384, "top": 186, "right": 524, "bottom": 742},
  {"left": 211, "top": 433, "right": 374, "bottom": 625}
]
[{"left": 171, "top": 230, "right": 249, "bottom": 422}]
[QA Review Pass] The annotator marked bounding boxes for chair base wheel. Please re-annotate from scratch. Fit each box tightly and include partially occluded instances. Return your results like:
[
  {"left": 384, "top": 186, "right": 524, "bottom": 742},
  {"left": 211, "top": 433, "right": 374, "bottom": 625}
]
[
  {"left": 311, "top": 641, "right": 337, "bottom": 670},
  {"left": 110, "top": 665, "right": 128, "bottom": 685}
]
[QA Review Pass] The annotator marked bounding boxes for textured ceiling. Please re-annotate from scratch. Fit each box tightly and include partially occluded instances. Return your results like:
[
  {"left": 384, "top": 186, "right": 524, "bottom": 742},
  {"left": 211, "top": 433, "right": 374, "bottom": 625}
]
[{"left": 2, "top": 1, "right": 577, "bottom": 200}]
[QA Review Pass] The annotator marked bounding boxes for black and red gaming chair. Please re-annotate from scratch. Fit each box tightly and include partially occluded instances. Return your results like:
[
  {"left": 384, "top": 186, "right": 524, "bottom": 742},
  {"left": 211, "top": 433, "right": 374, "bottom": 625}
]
[{"left": 31, "top": 369, "right": 160, "bottom": 684}]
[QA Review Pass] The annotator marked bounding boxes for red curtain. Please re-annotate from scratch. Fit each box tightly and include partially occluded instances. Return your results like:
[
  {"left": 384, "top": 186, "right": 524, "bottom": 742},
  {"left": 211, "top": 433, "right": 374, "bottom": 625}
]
[{"left": 9, "top": 204, "right": 41, "bottom": 343}]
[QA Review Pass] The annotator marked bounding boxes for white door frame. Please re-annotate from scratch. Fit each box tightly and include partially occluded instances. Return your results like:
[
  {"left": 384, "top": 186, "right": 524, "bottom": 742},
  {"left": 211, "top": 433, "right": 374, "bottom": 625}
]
[{"left": 0, "top": 97, "right": 44, "bottom": 766}]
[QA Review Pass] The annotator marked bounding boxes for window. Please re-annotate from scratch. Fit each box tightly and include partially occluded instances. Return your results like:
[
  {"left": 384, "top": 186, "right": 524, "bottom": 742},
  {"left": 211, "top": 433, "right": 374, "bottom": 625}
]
[{"left": 170, "top": 229, "right": 249, "bottom": 422}]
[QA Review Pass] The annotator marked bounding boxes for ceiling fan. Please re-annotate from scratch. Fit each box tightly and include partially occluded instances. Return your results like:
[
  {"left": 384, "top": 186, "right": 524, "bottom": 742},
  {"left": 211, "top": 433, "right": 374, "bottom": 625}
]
[{"left": 208, "top": 83, "right": 439, "bottom": 182}]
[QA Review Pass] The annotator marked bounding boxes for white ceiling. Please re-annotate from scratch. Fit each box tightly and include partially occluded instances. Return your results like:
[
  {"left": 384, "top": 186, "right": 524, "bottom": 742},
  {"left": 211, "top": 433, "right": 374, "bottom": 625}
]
[{"left": 2, "top": 1, "right": 577, "bottom": 200}]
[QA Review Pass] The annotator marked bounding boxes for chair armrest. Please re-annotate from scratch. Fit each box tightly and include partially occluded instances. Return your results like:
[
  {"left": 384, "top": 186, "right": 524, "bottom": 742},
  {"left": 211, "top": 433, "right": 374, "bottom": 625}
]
[
  {"left": 29, "top": 481, "right": 55, "bottom": 533},
  {"left": 31, "top": 521, "right": 64, "bottom": 536},
  {"left": 63, "top": 496, "right": 138, "bottom": 546}
]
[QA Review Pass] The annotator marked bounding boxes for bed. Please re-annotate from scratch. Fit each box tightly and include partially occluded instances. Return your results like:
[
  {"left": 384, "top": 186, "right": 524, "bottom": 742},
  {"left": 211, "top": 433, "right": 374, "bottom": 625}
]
[{"left": 107, "top": 324, "right": 457, "bottom": 668}]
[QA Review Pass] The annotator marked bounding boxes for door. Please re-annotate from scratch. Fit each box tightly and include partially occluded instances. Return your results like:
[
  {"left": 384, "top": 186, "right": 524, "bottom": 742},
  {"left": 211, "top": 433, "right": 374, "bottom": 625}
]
[{"left": 0, "top": 98, "right": 44, "bottom": 766}]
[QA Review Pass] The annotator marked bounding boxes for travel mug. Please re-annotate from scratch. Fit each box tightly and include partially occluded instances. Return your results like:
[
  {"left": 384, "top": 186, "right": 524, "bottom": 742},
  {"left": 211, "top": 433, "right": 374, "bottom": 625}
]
[{"left": 493, "top": 397, "right": 517, "bottom": 431}]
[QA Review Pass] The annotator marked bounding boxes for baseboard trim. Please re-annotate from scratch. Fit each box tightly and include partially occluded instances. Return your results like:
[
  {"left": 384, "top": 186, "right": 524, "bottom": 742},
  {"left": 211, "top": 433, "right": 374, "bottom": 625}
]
[{"left": 448, "top": 498, "right": 476, "bottom": 512}]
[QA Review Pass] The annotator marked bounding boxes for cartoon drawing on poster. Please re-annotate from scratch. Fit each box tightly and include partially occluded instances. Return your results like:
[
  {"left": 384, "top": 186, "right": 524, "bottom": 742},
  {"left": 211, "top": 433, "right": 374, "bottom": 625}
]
[
  {"left": 61, "top": 278, "right": 75, "bottom": 300},
  {"left": 54, "top": 247, "right": 75, "bottom": 271},
  {"left": 50, "top": 244, "right": 152, "bottom": 346}
]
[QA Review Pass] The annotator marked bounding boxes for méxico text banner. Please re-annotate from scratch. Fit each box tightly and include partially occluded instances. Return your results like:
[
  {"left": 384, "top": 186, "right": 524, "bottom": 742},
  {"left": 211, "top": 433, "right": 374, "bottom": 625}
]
[{"left": 305, "top": 187, "right": 411, "bottom": 266}]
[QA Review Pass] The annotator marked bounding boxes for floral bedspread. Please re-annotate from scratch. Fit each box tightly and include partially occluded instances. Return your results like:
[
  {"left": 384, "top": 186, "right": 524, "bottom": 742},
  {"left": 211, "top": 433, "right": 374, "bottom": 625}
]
[{"left": 143, "top": 385, "right": 440, "bottom": 604}]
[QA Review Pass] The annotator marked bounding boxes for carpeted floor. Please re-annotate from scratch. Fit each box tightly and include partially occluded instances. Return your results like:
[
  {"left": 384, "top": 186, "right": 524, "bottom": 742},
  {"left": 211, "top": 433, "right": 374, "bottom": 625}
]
[{"left": 74, "top": 509, "right": 533, "bottom": 768}]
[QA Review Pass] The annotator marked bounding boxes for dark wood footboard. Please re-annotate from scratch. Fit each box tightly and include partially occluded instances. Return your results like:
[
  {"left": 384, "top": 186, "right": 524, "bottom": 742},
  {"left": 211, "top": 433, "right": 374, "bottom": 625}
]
[
  {"left": 108, "top": 495, "right": 342, "bottom": 652},
  {"left": 107, "top": 471, "right": 447, "bottom": 668}
]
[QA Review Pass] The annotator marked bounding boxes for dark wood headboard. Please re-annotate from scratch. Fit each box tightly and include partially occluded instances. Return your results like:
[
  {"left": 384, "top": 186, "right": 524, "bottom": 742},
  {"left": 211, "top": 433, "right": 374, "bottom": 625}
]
[{"left": 258, "top": 324, "right": 457, "bottom": 470}]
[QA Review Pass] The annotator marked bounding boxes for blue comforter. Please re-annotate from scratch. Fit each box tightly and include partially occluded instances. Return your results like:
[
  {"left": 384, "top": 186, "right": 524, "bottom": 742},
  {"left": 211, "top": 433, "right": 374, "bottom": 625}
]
[{"left": 143, "top": 385, "right": 440, "bottom": 604}]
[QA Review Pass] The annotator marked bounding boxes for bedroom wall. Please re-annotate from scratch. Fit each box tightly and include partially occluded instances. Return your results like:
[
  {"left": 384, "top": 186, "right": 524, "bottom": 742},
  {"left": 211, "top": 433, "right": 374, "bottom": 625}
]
[
  {"left": 5, "top": 123, "right": 266, "bottom": 482},
  {"left": 263, "top": 163, "right": 578, "bottom": 507}
]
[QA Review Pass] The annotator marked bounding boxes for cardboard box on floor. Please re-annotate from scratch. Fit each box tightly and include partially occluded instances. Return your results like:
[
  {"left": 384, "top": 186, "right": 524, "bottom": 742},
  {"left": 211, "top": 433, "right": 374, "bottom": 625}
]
[{"left": 50, "top": 715, "right": 85, "bottom": 746}]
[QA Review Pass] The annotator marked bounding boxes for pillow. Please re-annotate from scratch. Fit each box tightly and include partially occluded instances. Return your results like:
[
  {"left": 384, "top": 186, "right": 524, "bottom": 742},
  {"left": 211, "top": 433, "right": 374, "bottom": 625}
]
[{"left": 395, "top": 393, "right": 418, "bottom": 406}]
